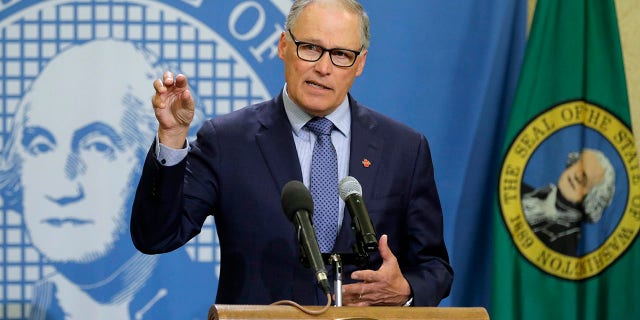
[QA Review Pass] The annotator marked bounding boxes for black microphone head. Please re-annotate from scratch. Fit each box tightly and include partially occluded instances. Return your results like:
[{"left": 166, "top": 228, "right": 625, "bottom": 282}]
[
  {"left": 281, "top": 180, "right": 314, "bottom": 221},
  {"left": 339, "top": 176, "right": 362, "bottom": 200}
]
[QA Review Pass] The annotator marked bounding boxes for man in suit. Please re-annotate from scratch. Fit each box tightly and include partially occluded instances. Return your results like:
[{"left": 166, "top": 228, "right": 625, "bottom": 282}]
[{"left": 131, "top": 0, "right": 453, "bottom": 306}]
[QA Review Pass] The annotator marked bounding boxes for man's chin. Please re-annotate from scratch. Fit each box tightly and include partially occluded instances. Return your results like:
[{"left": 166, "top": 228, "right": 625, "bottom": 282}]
[
  {"left": 299, "top": 102, "right": 337, "bottom": 117},
  {"left": 32, "top": 241, "right": 108, "bottom": 265}
]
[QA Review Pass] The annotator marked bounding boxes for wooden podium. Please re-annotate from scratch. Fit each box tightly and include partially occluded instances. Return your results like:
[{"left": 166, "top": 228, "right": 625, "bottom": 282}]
[{"left": 208, "top": 304, "right": 490, "bottom": 320}]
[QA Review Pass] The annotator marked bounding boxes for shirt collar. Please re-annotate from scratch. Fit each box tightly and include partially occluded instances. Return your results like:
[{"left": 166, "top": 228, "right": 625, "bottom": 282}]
[{"left": 282, "top": 83, "right": 351, "bottom": 137}]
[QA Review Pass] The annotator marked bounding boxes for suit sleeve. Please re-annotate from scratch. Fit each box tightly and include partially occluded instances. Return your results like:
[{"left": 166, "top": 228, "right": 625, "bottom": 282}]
[
  {"left": 130, "top": 124, "right": 217, "bottom": 254},
  {"left": 402, "top": 135, "right": 453, "bottom": 306}
]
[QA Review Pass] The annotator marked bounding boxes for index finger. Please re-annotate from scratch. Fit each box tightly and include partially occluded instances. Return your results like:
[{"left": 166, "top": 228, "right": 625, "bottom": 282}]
[
  {"left": 153, "top": 78, "right": 166, "bottom": 93},
  {"left": 351, "top": 269, "right": 378, "bottom": 282}
]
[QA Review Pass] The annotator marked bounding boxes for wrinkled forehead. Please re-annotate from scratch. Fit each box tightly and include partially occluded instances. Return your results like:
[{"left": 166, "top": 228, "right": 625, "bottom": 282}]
[
  {"left": 23, "top": 82, "right": 143, "bottom": 133},
  {"left": 20, "top": 42, "right": 157, "bottom": 135},
  {"left": 582, "top": 152, "right": 606, "bottom": 176}
]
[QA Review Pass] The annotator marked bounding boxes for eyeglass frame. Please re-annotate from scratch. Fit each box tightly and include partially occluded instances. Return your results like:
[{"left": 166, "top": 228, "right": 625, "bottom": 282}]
[{"left": 287, "top": 29, "right": 362, "bottom": 68}]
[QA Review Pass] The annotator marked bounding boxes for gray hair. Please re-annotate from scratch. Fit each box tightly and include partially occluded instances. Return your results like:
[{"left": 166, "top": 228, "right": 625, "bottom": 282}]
[
  {"left": 285, "top": 0, "right": 370, "bottom": 50},
  {"left": 566, "top": 149, "right": 616, "bottom": 222}
]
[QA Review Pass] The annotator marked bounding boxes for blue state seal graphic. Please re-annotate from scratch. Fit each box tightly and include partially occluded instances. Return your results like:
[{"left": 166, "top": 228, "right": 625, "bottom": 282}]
[
  {"left": 0, "top": 1, "right": 290, "bottom": 319},
  {"left": 498, "top": 100, "right": 640, "bottom": 280}
]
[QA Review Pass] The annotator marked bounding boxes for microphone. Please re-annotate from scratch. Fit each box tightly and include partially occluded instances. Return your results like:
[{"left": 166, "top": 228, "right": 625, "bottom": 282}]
[
  {"left": 281, "top": 180, "right": 331, "bottom": 295},
  {"left": 339, "top": 176, "right": 378, "bottom": 252}
]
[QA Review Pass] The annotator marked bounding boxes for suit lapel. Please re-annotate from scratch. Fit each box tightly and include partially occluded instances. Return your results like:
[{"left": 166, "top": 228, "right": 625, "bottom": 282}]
[
  {"left": 347, "top": 100, "right": 382, "bottom": 199},
  {"left": 255, "top": 94, "right": 303, "bottom": 192},
  {"left": 333, "top": 96, "right": 383, "bottom": 253}
]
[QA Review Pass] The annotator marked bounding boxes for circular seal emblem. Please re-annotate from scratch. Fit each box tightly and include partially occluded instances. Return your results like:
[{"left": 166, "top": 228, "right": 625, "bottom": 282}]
[
  {"left": 0, "top": 0, "right": 289, "bottom": 317},
  {"left": 499, "top": 100, "right": 640, "bottom": 280}
]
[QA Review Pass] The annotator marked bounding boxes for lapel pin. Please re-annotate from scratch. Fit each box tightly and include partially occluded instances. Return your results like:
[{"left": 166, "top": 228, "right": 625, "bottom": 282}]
[{"left": 362, "top": 159, "right": 371, "bottom": 168}]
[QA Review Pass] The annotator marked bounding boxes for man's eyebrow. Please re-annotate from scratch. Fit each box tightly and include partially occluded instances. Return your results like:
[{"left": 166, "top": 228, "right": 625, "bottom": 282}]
[
  {"left": 22, "top": 126, "right": 55, "bottom": 147},
  {"left": 300, "top": 38, "right": 355, "bottom": 51},
  {"left": 71, "top": 122, "right": 125, "bottom": 152}
]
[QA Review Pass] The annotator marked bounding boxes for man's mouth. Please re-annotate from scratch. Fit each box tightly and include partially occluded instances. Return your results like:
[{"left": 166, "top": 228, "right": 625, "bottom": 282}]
[
  {"left": 306, "top": 80, "right": 331, "bottom": 90},
  {"left": 41, "top": 218, "right": 94, "bottom": 226}
]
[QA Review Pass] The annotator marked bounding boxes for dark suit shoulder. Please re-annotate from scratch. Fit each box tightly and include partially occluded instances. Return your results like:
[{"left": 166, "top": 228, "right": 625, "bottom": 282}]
[
  {"left": 349, "top": 95, "right": 425, "bottom": 140},
  {"left": 206, "top": 95, "right": 282, "bottom": 128}
]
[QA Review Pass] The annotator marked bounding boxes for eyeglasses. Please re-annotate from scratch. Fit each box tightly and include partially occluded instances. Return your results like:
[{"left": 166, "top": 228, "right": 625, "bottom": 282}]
[{"left": 288, "top": 29, "right": 361, "bottom": 68}]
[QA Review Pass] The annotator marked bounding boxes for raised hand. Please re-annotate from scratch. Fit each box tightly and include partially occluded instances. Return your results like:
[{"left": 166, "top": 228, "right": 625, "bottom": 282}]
[
  {"left": 152, "top": 71, "right": 195, "bottom": 149},
  {"left": 341, "top": 234, "right": 412, "bottom": 306}
]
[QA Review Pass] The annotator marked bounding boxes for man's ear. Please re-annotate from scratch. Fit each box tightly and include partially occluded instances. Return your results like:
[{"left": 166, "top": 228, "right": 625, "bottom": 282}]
[
  {"left": 277, "top": 31, "right": 287, "bottom": 61},
  {"left": 355, "top": 49, "right": 367, "bottom": 77}
]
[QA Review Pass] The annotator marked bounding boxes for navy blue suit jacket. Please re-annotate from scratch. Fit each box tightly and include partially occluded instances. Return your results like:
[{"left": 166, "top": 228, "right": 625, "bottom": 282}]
[{"left": 131, "top": 93, "right": 453, "bottom": 306}]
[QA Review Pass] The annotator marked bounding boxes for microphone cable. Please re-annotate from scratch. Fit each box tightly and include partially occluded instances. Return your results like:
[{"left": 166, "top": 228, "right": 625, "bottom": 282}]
[{"left": 270, "top": 292, "right": 332, "bottom": 315}]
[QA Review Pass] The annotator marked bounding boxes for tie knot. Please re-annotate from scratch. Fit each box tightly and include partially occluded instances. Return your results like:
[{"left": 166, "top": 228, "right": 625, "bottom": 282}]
[{"left": 306, "top": 117, "right": 334, "bottom": 136}]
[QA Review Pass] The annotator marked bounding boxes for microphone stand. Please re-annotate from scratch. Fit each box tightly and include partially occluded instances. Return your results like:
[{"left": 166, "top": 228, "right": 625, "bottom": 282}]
[
  {"left": 322, "top": 236, "right": 375, "bottom": 307},
  {"left": 330, "top": 254, "right": 343, "bottom": 306}
]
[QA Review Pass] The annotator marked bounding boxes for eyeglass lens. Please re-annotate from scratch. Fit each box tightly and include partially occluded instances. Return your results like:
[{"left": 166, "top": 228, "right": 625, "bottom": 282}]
[{"left": 297, "top": 44, "right": 357, "bottom": 67}]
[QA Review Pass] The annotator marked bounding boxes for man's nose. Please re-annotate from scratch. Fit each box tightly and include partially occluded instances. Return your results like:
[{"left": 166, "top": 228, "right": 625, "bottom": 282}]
[
  {"left": 46, "top": 185, "right": 85, "bottom": 206},
  {"left": 65, "top": 153, "right": 87, "bottom": 180},
  {"left": 43, "top": 153, "right": 86, "bottom": 206},
  {"left": 314, "top": 51, "right": 334, "bottom": 74}
]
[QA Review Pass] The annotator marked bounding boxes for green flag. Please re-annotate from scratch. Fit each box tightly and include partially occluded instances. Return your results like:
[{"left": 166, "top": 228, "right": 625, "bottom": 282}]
[{"left": 493, "top": 0, "right": 640, "bottom": 319}]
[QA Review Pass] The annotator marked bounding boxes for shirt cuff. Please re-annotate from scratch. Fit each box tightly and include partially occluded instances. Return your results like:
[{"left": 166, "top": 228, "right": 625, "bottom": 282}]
[
  {"left": 403, "top": 296, "right": 414, "bottom": 307},
  {"left": 155, "top": 133, "right": 189, "bottom": 166}
]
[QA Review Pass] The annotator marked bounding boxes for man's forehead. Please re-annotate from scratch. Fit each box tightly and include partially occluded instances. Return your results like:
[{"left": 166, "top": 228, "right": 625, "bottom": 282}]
[
  {"left": 22, "top": 98, "right": 127, "bottom": 138},
  {"left": 294, "top": 1, "right": 360, "bottom": 40}
]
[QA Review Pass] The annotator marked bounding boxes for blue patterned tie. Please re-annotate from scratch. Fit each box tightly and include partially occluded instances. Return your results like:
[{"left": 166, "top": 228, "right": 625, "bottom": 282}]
[{"left": 306, "top": 117, "right": 339, "bottom": 253}]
